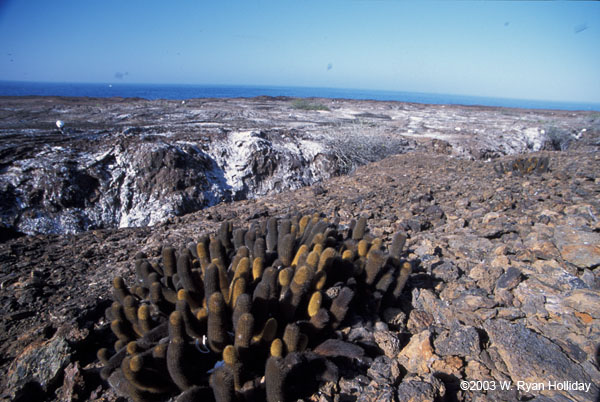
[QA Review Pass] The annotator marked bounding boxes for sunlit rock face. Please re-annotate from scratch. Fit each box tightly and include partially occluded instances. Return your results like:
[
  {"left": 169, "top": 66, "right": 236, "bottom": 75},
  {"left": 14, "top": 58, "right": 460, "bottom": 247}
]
[{"left": 0, "top": 129, "right": 343, "bottom": 235}]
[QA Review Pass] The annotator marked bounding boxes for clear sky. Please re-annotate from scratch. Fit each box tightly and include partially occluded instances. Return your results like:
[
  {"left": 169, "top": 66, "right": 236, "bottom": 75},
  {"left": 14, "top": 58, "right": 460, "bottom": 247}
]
[{"left": 0, "top": 1, "right": 599, "bottom": 103}]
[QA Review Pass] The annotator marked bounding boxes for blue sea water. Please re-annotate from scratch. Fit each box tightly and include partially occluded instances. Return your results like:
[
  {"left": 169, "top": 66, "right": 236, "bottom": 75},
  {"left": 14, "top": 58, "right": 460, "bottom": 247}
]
[{"left": 1, "top": 81, "right": 599, "bottom": 112}]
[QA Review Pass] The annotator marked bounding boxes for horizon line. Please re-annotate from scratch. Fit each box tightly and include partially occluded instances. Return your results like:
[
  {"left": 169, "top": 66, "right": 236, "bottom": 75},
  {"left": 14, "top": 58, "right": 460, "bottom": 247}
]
[{"left": 1, "top": 79, "right": 600, "bottom": 107}]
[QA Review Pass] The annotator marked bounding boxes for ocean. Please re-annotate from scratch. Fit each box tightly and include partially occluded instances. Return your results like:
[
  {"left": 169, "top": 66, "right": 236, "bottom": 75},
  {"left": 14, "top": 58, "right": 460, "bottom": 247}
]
[{"left": 1, "top": 81, "right": 599, "bottom": 112}]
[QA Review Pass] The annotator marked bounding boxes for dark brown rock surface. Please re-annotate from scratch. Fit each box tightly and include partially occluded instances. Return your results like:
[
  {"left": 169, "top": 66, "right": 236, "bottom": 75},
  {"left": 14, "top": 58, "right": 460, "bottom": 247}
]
[{"left": 0, "top": 96, "right": 599, "bottom": 401}]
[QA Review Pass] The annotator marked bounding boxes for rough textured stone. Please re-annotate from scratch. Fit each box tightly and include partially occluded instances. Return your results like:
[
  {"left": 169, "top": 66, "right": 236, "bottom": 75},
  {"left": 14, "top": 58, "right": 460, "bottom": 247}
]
[
  {"left": 411, "top": 288, "right": 453, "bottom": 328},
  {"left": 530, "top": 259, "right": 587, "bottom": 292},
  {"left": 396, "top": 375, "right": 446, "bottom": 402},
  {"left": 561, "top": 289, "right": 600, "bottom": 319},
  {"left": 431, "top": 261, "right": 460, "bottom": 282},
  {"left": 430, "top": 355, "right": 463, "bottom": 378},
  {"left": 433, "top": 323, "right": 481, "bottom": 358},
  {"left": 361, "top": 381, "right": 397, "bottom": 402},
  {"left": 6, "top": 335, "right": 71, "bottom": 400},
  {"left": 339, "top": 375, "right": 371, "bottom": 399},
  {"left": 373, "top": 330, "right": 402, "bottom": 359},
  {"left": 495, "top": 267, "right": 522, "bottom": 291},
  {"left": 554, "top": 225, "right": 600, "bottom": 268},
  {"left": 469, "top": 263, "right": 504, "bottom": 293},
  {"left": 452, "top": 292, "right": 497, "bottom": 312},
  {"left": 382, "top": 308, "right": 407, "bottom": 330},
  {"left": 314, "top": 339, "right": 365, "bottom": 359},
  {"left": 398, "top": 330, "right": 435, "bottom": 375},
  {"left": 483, "top": 319, "right": 598, "bottom": 402},
  {"left": 367, "top": 355, "right": 403, "bottom": 386},
  {"left": 57, "top": 361, "right": 85, "bottom": 401}
]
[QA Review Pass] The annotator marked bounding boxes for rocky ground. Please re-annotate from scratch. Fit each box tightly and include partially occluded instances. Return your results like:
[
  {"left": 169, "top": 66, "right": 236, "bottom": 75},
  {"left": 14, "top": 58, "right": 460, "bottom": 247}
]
[
  {"left": 0, "top": 97, "right": 599, "bottom": 402},
  {"left": 0, "top": 96, "right": 592, "bottom": 237}
]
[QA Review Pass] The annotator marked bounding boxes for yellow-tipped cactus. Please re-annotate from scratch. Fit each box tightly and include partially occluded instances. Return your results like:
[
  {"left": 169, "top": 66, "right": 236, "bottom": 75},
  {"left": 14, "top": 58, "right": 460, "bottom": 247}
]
[
  {"left": 207, "top": 292, "right": 229, "bottom": 353},
  {"left": 278, "top": 267, "right": 294, "bottom": 288},
  {"left": 97, "top": 348, "right": 110, "bottom": 366},
  {"left": 283, "top": 323, "right": 301, "bottom": 353},
  {"left": 162, "top": 246, "right": 177, "bottom": 278},
  {"left": 291, "top": 244, "right": 309, "bottom": 267},
  {"left": 252, "top": 257, "right": 264, "bottom": 281},
  {"left": 100, "top": 215, "right": 414, "bottom": 402},
  {"left": 278, "top": 233, "right": 295, "bottom": 267},
  {"left": 390, "top": 232, "right": 407, "bottom": 259},
  {"left": 222, "top": 344, "right": 236, "bottom": 366},
  {"left": 112, "top": 276, "right": 131, "bottom": 305},
  {"left": 369, "top": 238, "right": 383, "bottom": 253},
  {"left": 392, "top": 261, "right": 412, "bottom": 300},
  {"left": 177, "top": 289, "right": 202, "bottom": 311},
  {"left": 253, "top": 317, "right": 278, "bottom": 344},
  {"left": 357, "top": 239, "right": 369, "bottom": 257},
  {"left": 305, "top": 250, "right": 320, "bottom": 270},
  {"left": 365, "top": 249, "right": 385, "bottom": 286},
  {"left": 317, "top": 247, "right": 336, "bottom": 272},
  {"left": 227, "top": 277, "right": 247, "bottom": 310},
  {"left": 312, "top": 233, "right": 325, "bottom": 247},
  {"left": 298, "top": 215, "right": 310, "bottom": 236},
  {"left": 234, "top": 312, "right": 254, "bottom": 350},
  {"left": 111, "top": 319, "right": 135, "bottom": 344},
  {"left": 307, "top": 291, "right": 323, "bottom": 317},
  {"left": 137, "top": 304, "right": 153, "bottom": 334},
  {"left": 126, "top": 341, "right": 139, "bottom": 355},
  {"left": 222, "top": 345, "right": 243, "bottom": 391},
  {"left": 270, "top": 338, "right": 284, "bottom": 357},
  {"left": 352, "top": 216, "right": 368, "bottom": 240},
  {"left": 232, "top": 256, "right": 250, "bottom": 283},
  {"left": 122, "top": 354, "right": 171, "bottom": 395},
  {"left": 313, "top": 270, "right": 327, "bottom": 290},
  {"left": 196, "top": 242, "right": 211, "bottom": 273}
]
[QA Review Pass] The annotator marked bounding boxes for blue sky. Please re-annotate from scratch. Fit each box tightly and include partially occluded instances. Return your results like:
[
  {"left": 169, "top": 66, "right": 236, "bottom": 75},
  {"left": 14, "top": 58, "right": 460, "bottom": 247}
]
[{"left": 0, "top": 1, "right": 598, "bottom": 103}]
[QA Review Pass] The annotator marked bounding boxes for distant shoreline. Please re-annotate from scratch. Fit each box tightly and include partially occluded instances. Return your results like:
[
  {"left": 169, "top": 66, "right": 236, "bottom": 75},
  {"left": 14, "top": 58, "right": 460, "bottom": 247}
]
[
  {"left": 1, "top": 81, "right": 599, "bottom": 112},
  {"left": 0, "top": 95, "right": 598, "bottom": 116}
]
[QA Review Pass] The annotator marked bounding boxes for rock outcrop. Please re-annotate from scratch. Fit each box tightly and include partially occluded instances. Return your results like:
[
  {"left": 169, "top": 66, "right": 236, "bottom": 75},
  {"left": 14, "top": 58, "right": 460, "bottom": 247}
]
[
  {"left": 1, "top": 96, "right": 594, "bottom": 237},
  {"left": 0, "top": 127, "right": 345, "bottom": 236}
]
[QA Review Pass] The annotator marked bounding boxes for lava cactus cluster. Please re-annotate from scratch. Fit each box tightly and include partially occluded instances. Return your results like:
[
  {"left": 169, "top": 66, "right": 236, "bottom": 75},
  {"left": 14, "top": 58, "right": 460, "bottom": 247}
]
[
  {"left": 98, "top": 214, "right": 411, "bottom": 401},
  {"left": 493, "top": 155, "right": 550, "bottom": 176}
]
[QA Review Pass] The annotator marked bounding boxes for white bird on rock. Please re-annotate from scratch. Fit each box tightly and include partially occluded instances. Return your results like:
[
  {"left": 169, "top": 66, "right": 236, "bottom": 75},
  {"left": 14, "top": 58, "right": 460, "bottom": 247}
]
[{"left": 56, "top": 120, "right": 64, "bottom": 131}]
